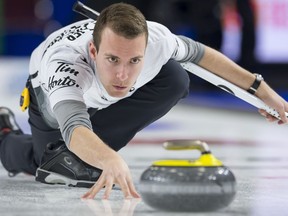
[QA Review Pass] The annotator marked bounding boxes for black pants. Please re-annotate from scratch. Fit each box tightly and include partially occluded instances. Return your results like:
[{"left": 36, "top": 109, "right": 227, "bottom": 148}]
[{"left": 0, "top": 60, "right": 190, "bottom": 175}]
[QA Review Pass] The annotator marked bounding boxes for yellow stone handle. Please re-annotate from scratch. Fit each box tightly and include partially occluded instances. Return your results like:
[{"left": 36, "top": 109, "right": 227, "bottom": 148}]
[
  {"left": 163, "top": 140, "right": 210, "bottom": 153},
  {"left": 152, "top": 140, "right": 223, "bottom": 167}
]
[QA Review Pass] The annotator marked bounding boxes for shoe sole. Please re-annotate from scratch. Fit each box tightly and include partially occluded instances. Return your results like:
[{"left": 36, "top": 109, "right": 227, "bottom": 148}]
[{"left": 35, "top": 168, "right": 95, "bottom": 188}]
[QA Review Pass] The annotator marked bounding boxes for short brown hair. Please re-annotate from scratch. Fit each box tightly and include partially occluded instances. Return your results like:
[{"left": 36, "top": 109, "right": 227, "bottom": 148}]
[{"left": 93, "top": 3, "right": 148, "bottom": 51}]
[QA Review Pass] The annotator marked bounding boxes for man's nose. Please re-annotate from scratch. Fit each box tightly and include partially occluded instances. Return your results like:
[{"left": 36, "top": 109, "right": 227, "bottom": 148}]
[{"left": 116, "top": 65, "right": 128, "bottom": 81}]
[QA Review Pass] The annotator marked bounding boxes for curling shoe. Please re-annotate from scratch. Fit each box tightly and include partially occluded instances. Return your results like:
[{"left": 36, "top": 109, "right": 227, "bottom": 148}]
[
  {"left": 0, "top": 107, "right": 23, "bottom": 143},
  {"left": 35, "top": 139, "right": 102, "bottom": 188}
]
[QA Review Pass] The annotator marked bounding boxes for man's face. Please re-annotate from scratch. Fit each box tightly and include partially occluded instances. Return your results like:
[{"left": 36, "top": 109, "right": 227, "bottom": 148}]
[{"left": 89, "top": 27, "right": 146, "bottom": 98}]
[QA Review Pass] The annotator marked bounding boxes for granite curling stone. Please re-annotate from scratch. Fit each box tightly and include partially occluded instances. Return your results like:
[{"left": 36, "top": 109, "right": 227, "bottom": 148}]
[{"left": 139, "top": 140, "right": 236, "bottom": 212}]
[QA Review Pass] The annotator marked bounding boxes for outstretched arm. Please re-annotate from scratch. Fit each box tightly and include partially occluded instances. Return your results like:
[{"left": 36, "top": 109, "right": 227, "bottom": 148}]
[
  {"left": 197, "top": 46, "right": 288, "bottom": 124},
  {"left": 53, "top": 100, "right": 140, "bottom": 199},
  {"left": 70, "top": 126, "right": 140, "bottom": 199}
]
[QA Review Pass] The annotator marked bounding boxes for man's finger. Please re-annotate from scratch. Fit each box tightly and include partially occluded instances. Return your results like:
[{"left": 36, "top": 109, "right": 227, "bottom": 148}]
[
  {"left": 279, "top": 110, "right": 288, "bottom": 124},
  {"left": 82, "top": 179, "right": 104, "bottom": 199},
  {"left": 259, "top": 109, "right": 280, "bottom": 122},
  {"left": 116, "top": 176, "right": 132, "bottom": 199},
  {"left": 102, "top": 179, "right": 114, "bottom": 199},
  {"left": 127, "top": 178, "right": 141, "bottom": 198},
  {"left": 258, "top": 109, "right": 266, "bottom": 116}
]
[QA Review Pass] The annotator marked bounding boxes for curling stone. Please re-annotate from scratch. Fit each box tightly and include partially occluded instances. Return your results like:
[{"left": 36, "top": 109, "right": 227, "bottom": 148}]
[{"left": 139, "top": 140, "right": 236, "bottom": 212}]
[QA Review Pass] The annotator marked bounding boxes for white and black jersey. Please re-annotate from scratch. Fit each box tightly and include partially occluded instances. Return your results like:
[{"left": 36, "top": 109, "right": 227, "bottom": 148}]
[{"left": 29, "top": 19, "right": 204, "bottom": 144}]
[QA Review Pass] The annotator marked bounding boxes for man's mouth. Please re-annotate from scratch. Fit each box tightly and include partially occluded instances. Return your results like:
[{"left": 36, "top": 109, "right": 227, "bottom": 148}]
[{"left": 113, "top": 85, "right": 127, "bottom": 91}]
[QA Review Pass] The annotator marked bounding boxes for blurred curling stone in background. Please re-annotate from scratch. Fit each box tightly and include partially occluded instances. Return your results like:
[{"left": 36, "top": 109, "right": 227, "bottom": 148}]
[{"left": 139, "top": 140, "right": 237, "bottom": 212}]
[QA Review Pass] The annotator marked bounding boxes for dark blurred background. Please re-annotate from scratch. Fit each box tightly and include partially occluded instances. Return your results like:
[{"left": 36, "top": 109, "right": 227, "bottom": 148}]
[{"left": 1, "top": 0, "right": 287, "bottom": 103}]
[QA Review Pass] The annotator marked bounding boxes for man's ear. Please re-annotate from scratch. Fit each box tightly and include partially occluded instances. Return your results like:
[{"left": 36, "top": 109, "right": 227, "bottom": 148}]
[{"left": 89, "top": 42, "right": 97, "bottom": 60}]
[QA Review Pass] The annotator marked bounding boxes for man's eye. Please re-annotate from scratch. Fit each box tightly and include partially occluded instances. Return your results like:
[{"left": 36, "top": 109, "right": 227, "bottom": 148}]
[
  {"left": 108, "top": 57, "right": 118, "bottom": 63},
  {"left": 131, "top": 58, "right": 140, "bottom": 64}
]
